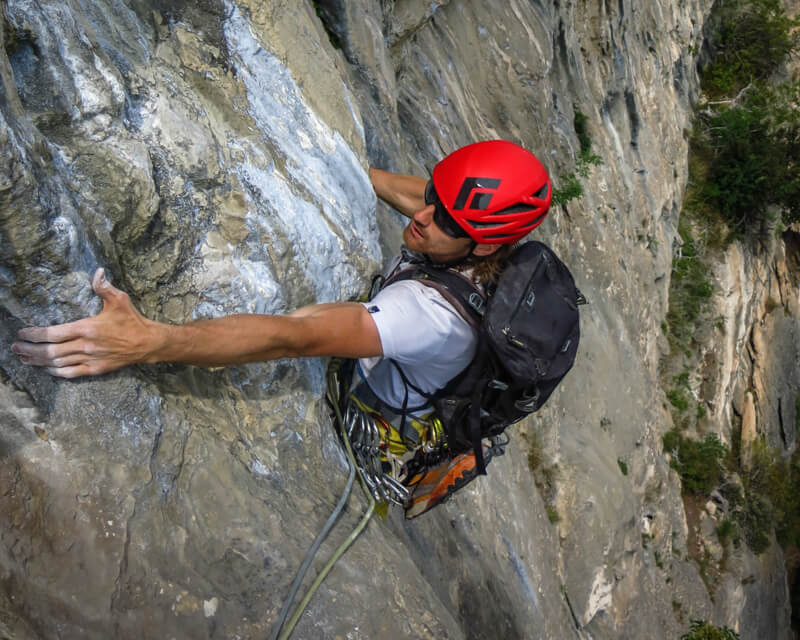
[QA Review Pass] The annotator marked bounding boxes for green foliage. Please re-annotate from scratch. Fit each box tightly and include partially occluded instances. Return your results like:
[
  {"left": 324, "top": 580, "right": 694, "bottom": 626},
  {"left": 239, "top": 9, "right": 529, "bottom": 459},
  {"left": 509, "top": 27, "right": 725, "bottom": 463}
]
[
  {"left": 736, "top": 491, "right": 774, "bottom": 553},
  {"left": 574, "top": 110, "right": 603, "bottom": 174},
  {"left": 674, "top": 371, "right": 690, "bottom": 387},
  {"left": 547, "top": 506, "right": 560, "bottom": 523},
  {"left": 667, "top": 388, "right": 691, "bottom": 412},
  {"left": 552, "top": 173, "right": 584, "bottom": 206},
  {"left": 664, "top": 218, "right": 714, "bottom": 353},
  {"left": 716, "top": 518, "right": 736, "bottom": 542},
  {"left": 617, "top": 458, "right": 629, "bottom": 476},
  {"left": 577, "top": 149, "right": 603, "bottom": 175},
  {"left": 552, "top": 110, "right": 603, "bottom": 206},
  {"left": 720, "top": 480, "right": 744, "bottom": 509},
  {"left": 680, "top": 619, "right": 741, "bottom": 640},
  {"left": 667, "top": 370, "right": 695, "bottom": 413},
  {"left": 689, "top": 0, "right": 800, "bottom": 243},
  {"left": 663, "top": 430, "right": 728, "bottom": 496},
  {"left": 701, "top": 0, "right": 799, "bottom": 97},
  {"left": 574, "top": 111, "right": 593, "bottom": 155},
  {"left": 693, "top": 83, "right": 800, "bottom": 241},
  {"left": 663, "top": 429, "right": 681, "bottom": 455},
  {"left": 734, "top": 438, "right": 800, "bottom": 553}
]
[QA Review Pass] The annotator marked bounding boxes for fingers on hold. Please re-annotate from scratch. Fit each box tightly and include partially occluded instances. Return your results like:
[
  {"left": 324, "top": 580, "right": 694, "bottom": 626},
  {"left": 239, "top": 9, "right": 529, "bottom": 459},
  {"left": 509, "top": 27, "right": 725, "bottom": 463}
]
[
  {"left": 26, "top": 323, "right": 79, "bottom": 345},
  {"left": 51, "top": 353, "right": 88, "bottom": 368},
  {"left": 46, "top": 338, "right": 96, "bottom": 361},
  {"left": 44, "top": 343, "right": 59, "bottom": 360},
  {"left": 92, "top": 268, "right": 106, "bottom": 292},
  {"left": 17, "top": 327, "right": 43, "bottom": 343},
  {"left": 113, "top": 289, "right": 131, "bottom": 306},
  {"left": 94, "top": 268, "right": 126, "bottom": 303},
  {"left": 47, "top": 364, "right": 91, "bottom": 379},
  {"left": 46, "top": 320, "right": 95, "bottom": 343},
  {"left": 102, "top": 282, "right": 131, "bottom": 310}
]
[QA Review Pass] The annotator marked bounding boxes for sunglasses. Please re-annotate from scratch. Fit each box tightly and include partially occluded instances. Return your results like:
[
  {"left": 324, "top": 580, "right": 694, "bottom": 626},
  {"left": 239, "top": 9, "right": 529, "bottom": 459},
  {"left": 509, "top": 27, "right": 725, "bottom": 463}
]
[{"left": 424, "top": 180, "right": 471, "bottom": 239}]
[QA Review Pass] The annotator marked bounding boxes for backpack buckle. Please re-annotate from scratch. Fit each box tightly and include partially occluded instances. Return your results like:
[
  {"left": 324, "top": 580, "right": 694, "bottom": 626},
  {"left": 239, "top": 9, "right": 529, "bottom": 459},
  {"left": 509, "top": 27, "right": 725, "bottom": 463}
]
[
  {"left": 525, "top": 290, "right": 535, "bottom": 308},
  {"left": 514, "top": 388, "right": 540, "bottom": 412},
  {"left": 468, "top": 292, "right": 485, "bottom": 315}
]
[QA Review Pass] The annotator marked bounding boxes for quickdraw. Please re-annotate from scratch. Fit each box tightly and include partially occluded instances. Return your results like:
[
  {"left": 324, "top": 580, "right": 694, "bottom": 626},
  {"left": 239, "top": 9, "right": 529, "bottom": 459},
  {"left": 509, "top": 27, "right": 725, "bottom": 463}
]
[{"left": 344, "top": 403, "right": 411, "bottom": 506}]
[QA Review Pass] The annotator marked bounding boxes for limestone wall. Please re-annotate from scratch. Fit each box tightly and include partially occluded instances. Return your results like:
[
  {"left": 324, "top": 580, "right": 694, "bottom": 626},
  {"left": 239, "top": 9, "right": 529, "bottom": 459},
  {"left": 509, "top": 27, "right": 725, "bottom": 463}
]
[{"left": 0, "top": 1, "right": 795, "bottom": 638}]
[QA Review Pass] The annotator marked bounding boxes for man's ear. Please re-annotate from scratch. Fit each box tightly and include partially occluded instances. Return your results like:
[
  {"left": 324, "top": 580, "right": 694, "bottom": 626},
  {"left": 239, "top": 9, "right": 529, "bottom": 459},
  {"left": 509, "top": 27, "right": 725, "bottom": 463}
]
[{"left": 471, "top": 242, "right": 502, "bottom": 257}]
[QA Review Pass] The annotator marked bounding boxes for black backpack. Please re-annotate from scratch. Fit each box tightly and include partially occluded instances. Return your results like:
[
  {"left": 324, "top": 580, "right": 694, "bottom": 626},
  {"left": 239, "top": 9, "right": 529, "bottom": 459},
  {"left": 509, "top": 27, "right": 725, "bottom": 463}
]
[{"left": 385, "top": 241, "right": 585, "bottom": 474}]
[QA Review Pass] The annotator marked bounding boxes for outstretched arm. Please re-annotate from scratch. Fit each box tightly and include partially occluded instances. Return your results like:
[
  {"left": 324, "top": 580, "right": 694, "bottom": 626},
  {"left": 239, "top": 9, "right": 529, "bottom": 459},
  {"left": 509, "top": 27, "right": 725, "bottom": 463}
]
[
  {"left": 12, "top": 269, "right": 383, "bottom": 378},
  {"left": 369, "top": 168, "right": 427, "bottom": 218}
]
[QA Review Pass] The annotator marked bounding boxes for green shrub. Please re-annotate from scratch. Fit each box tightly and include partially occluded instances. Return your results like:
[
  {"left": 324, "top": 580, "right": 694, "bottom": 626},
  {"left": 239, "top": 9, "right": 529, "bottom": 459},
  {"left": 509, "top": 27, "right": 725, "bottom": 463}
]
[
  {"left": 574, "top": 110, "right": 604, "bottom": 170},
  {"left": 719, "top": 480, "right": 743, "bottom": 509},
  {"left": 577, "top": 149, "right": 602, "bottom": 176},
  {"left": 574, "top": 111, "right": 592, "bottom": 155},
  {"left": 552, "top": 173, "right": 583, "bottom": 206},
  {"left": 681, "top": 619, "right": 741, "bottom": 640},
  {"left": 667, "top": 388, "right": 691, "bottom": 412},
  {"left": 663, "top": 429, "right": 681, "bottom": 455},
  {"left": 664, "top": 218, "right": 714, "bottom": 351},
  {"left": 673, "top": 371, "right": 691, "bottom": 387},
  {"left": 665, "top": 432, "right": 728, "bottom": 496},
  {"left": 552, "top": 110, "right": 603, "bottom": 206},
  {"left": 691, "top": 0, "right": 800, "bottom": 242},
  {"left": 716, "top": 518, "right": 736, "bottom": 542},
  {"left": 694, "top": 83, "right": 800, "bottom": 241},
  {"left": 736, "top": 492, "right": 774, "bottom": 554},
  {"left": 701, "top": 0, "right": 799, "bottom": 97},
  {"left": 736, "top": 438, "right": 800, "bottom": 552},
  {"left": 617, "top": 458, "right": 629, "bottom": 476}
]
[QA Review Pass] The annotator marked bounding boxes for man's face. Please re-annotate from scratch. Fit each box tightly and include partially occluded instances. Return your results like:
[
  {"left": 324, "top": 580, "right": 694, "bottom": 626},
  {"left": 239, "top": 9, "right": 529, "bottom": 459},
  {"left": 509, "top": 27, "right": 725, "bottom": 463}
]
[{"left": 403, "top": 202, "right": 475, "bottom": 263}]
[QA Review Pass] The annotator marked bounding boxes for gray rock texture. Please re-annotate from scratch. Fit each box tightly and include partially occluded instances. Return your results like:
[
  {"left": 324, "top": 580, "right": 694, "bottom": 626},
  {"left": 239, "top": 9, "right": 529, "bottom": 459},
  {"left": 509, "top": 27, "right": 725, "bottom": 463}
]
[{"left": 0, "top": 1, "right": 797, "bottom": 639}]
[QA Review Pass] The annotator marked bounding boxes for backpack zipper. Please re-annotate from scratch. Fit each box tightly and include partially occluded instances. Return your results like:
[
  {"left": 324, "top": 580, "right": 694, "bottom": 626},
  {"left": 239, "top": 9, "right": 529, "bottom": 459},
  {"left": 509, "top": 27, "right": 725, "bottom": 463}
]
[{"left": 502, "top": 254, "right": 548, "bottom": 347}]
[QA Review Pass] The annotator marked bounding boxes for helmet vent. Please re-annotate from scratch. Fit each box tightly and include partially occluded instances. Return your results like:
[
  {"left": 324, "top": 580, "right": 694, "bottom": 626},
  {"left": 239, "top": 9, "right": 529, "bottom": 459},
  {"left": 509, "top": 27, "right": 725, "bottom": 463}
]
[
  {"left": 471, "top": 219, "right": 507, "bottom": 229},
  {"left": 494, "top": 203, "right": 536, "bottom": 215}
]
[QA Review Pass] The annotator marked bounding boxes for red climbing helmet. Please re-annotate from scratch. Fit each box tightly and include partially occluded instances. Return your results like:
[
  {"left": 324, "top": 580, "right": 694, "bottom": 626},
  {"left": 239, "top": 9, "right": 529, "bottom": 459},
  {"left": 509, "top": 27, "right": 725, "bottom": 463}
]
[{"left": 431, "top": 140, "right": 552, "bottom": 244}]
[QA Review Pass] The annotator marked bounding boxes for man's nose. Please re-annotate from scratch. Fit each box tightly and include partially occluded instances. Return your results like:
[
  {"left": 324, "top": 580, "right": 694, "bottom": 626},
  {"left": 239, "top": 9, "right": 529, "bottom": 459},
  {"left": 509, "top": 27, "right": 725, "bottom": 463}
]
[{"left": 413, "top": 204, "right": 435, "bottom": 226}]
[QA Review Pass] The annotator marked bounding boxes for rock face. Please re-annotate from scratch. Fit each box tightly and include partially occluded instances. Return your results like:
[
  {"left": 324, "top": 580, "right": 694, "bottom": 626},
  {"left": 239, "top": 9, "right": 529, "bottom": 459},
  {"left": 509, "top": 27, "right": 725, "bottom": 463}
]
[{"left": 0, "top": 1, "right": 796, "bottom": 639}]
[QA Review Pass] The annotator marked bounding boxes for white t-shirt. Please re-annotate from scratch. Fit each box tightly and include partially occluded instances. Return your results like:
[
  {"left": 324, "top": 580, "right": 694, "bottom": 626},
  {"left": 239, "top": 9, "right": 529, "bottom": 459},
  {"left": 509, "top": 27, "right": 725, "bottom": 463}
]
[{"left": 358, "top": 276, "right": 478, "bottom": 413}]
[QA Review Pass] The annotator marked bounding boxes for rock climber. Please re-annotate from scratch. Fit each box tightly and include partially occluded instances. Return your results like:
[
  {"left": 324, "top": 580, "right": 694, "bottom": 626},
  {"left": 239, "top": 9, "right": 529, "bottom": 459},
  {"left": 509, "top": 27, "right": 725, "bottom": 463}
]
[{"left": 12, "top": 139, "right": 553, "bottom": 513}]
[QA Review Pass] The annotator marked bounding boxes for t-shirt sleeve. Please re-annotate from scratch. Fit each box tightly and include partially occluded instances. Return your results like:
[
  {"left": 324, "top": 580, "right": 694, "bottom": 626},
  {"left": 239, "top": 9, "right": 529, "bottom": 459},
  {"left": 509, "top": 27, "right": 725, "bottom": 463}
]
[{"left": 361, "top": 280, "right": 473, "bottom": 365}]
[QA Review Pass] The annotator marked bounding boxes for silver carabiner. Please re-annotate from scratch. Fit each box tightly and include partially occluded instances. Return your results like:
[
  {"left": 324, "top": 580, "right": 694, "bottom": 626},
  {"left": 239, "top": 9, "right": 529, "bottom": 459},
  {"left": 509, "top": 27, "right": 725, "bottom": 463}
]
[{"left": 381, "top": 474, "right": 411, "bottom": 505}]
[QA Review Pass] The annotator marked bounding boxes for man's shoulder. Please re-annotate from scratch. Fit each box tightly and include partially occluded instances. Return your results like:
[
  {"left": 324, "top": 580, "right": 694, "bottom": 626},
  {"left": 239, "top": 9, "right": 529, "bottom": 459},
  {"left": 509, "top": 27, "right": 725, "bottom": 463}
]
[
  {"left": 374, "top": 279, "right": 474, "bottom": 337},
  {"left": 375, "top": 277, "right": 445, "bottom": 307}
]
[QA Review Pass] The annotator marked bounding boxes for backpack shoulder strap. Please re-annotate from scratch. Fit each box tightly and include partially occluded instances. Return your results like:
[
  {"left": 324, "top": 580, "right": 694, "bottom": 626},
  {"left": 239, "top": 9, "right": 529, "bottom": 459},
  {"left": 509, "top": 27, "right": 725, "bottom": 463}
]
[{"left": 382, "top": 264, "right": 487, "bottom": 331}]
